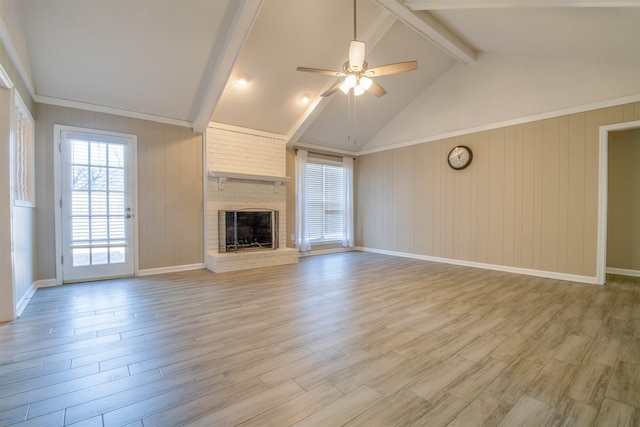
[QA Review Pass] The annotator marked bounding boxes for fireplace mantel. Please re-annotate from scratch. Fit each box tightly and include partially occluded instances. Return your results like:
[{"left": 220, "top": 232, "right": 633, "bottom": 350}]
[{"left": 208, "top": 170, "right": 290, "bottom": 191}]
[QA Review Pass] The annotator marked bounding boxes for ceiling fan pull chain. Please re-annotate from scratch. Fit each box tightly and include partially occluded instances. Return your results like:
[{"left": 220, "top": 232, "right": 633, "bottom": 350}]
[{"left": 354, "top": 93, "right": 357, "bottom": 145}]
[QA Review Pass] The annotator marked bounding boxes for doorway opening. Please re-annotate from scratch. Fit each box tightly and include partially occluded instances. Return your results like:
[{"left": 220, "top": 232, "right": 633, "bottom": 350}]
[{"left": 597, "top": 120, "right": 640, "bottom": 285}]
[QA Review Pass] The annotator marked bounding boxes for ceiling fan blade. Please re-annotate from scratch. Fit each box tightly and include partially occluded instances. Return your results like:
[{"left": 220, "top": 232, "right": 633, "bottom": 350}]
[
  {"left": 296, "top": 67, "right": 345, "bottom": 76},
  {"left": 368, "top": 81, "right": 387, "bottom": 97},
  {"left": 367, "top": 61, "right": 417, "bottom": 77},
  {"left": 321, "top": 81, "right": 344, "bottom": 97}
]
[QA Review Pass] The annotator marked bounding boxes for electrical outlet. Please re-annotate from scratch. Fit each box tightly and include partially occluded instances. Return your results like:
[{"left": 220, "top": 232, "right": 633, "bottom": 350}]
[{"left": 291, "top": 234, "right": 295, "bottom": 242}]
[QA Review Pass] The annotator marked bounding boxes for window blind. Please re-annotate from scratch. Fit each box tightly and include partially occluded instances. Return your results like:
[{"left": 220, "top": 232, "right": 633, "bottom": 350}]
[{"left": 306, "top": 161, "right": 344, "bottom": 242}]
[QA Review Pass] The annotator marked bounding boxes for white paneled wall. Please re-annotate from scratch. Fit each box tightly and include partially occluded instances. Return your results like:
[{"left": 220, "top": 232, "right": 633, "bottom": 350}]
[{"left": 13, "top": 206, "right": 35, "bottom": 313}]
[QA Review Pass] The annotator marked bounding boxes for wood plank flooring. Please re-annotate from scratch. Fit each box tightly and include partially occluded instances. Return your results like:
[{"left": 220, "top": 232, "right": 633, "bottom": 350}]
[{"left": 1, "top": 252, "right": 639, "bottom": 426}]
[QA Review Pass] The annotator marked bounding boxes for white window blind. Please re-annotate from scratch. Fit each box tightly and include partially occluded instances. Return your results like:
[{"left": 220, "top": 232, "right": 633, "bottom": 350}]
[
  {"left": 67, "top": 138, "right": 126, "bottom": 266},
  {"left": 306, "top": 160, "right": 344, "bottom": 242},
  {"left": 14, "top": 94, "right": 35, "bottom": 207}
]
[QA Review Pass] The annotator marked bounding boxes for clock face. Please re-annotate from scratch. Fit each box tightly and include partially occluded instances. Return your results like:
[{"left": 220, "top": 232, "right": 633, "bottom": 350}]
[{"left": 448, "top": 146, "right": 473, "bottom": 170}]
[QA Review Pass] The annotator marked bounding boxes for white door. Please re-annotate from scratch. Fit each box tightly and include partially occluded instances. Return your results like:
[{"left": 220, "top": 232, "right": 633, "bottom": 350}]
[{"left": 60, "top": 129, "right": 135, "bottom": 282}]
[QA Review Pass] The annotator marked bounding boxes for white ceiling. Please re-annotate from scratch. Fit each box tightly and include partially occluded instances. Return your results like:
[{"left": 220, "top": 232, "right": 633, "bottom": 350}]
[{"left": 9, "top": 0, "right": 640, "bottom": 153}]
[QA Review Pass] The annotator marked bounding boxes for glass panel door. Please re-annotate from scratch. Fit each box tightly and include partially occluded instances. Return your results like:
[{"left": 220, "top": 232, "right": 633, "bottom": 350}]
[{"left": 60, "top": 130, "right": 134, "bottom": 282}]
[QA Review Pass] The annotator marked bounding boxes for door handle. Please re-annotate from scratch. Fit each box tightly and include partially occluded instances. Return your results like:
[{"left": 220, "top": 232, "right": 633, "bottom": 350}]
[{"left": 125, "top": 207, "right": 132, "bottom": 219}]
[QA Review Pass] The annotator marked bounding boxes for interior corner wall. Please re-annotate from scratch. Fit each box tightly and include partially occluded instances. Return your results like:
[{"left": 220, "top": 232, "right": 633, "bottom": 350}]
[
  {"left": 356, "top": 102, "right": 640, "bottom": 278},
  {"left": 607, "top": 128, "right": 640, "bottom": 271},
  {"left": 285, "top": 147, "right": 295, "bottom": 249},
  {"left": 35, "top": 104, "right": 204, "bottom": 280},
  {"left": 0, "top": 86, "right": 14, "bottom": 321}
]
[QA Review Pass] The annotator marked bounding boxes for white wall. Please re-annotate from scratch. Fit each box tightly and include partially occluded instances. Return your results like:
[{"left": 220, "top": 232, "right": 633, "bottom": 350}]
[
  {"left": 0, "top": 86, "right": 14, "bottom": 321},
  {"left": 13, "top": 205, "right": 35, "bottom": 313},
  {"left": 363, "top": 53, "right": 640, "bottom": 151}
]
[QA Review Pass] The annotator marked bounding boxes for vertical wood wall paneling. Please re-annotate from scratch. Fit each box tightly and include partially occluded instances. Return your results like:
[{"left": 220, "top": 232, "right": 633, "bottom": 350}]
[
  {"left": 532, "top": 120, "right": 544, "bottom": 271},
  {"left": 503, "top": 126, "right": 516, "bottom": 267},
  {"left": 355, "top": 102, "right": 640, "bottom": 278},
  {"left": 475, "top": 131, "right": 490, "bottom": 264},
  {"left": 540, "top": 117, "right": 560, "bottom": 273},
  {"left": 444, "top": 138, "right": 455, "bottom": 259},
  {"left": 513, "top": 124, "right": 524, "bottom": 267},
  {"left": 557, "top": 116, "right": 570, "bottom": 273},
  {"left": 488, "top": 128, "right": 506, "bottom": 266},
  {"left": 0, "top": 87, "right": 14, "bottom": 321},
  {"left": 520, "top": 122, "right": 535, "bottom": 269},
  {"left": 13, "top": 207, "right": 36, "bottom": 306},
  {"left": 400, "top": 147, "right": 414, "bottom": 253},
  {"left": 35, "top": 104, "right": 204, "bottom": 279},
  {"left": 566, "top": 113, "right": 585, "bottom": 275},
  {"left": 468, "top": 133, "right": 479, "bottom": 262}
]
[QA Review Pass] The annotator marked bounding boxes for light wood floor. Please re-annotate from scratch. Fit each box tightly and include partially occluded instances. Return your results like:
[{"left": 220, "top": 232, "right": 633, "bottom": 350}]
[{"left": 1, "top": 252, "right": 639, "bottom": 427}]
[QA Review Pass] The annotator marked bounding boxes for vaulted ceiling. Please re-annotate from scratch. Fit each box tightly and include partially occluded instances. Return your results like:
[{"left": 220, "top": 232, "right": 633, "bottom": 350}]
[{"left": 9, "top": 0, "right": 640, "bottom": 153}]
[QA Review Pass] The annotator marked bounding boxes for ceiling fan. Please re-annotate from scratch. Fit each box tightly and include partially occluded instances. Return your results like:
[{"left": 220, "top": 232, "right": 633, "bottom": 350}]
[{"left": 296, "top": 0, "right": 417, "bottom": 98}]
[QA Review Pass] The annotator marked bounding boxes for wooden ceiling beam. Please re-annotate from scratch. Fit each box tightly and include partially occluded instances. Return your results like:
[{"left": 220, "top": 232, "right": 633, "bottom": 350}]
[
  {"left": 374, "top": 0, "right": 476, "bottom": 64},
  {"left": 192, "top": 0, "right": 263, "bottom": 133},
  {"left": 404, "top": 0, "right": 640, "bottom": 10}
]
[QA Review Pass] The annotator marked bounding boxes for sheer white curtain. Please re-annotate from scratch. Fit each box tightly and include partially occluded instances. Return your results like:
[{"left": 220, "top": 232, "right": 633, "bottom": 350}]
[
  {"left": 295, "top": 149, "right": 311, "bottom": 252},
  {"left": 342, "top": 156, "right": 354, "bottom": 248}
]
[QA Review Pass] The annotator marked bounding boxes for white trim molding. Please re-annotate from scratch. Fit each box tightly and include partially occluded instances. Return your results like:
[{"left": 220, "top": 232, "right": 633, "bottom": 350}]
[
  {"left": 597, "top": 119, "right": 640, "bottom": 285},
  {"left": 37, "top": 95, "right": 191, "bottom": 128},
  {"left": 16, "top": 279, "right": 59, "bottom": 317},
  {"left": 299, "top": 247, "right": 353, "bottom": 258},
  {"left": 15, "top": 283, "right": 36, "bottom": 317},
  {"left": 359, "top": 93, "right": 640, "bottom": 156},
  {"left": 137, "top": 263, "right": 206, "bottom": 277},
  {"left": 34, "top": 278, "right": 58, "bottom": 288},
  {"left": 356, "top": 247, "right": 599, "bottom": 285},
  {"left": 606, "top": 268, "right": 640, "bottom": 278},
  {"left": 405, "top": 0, "right": 640, "bottom": 10}
]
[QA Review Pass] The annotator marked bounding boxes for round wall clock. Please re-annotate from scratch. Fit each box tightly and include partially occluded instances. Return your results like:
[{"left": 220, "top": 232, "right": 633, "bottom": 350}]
[{"left": 447, "top": 145, "right": 473, "bottom": 170}]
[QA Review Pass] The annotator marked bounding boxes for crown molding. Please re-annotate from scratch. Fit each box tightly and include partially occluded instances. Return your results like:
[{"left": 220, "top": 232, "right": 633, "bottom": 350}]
[
  {"left": 36, "top": 95, "right": 192, "bottom": 128},
  {"left": 358, "top": 93, "right": 640, "bottom": 155}
]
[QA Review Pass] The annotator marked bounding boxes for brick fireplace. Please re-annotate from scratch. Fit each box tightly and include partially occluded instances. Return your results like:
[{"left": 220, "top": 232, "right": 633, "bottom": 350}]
[{"left": 205, "top": 125, "right": 298, "bottom": 273}]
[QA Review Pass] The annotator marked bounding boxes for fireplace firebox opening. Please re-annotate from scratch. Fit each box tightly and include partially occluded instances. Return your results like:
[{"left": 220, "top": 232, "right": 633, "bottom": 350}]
[{"left": 218, "top": 209, "right": 279, "bottom": 253}]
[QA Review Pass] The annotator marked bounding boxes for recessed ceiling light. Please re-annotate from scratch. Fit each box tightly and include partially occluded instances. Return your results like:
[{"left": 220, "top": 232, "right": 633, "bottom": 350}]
[
  {"left": 298, "top": 93, "right": 311, "bottom": 104},
  {"left": 235, "top": 74, "right": 251, "bottom": 87}
]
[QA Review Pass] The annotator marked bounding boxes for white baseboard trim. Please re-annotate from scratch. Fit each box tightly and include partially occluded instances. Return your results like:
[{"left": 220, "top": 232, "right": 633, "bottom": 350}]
[
  {"left": 356, "top": 247, "right": 599, "bottom": 285},
  {"left": 606, "top": 267, "right": 640, "bottom": 278},
  {"left": 15, "top": 279, "right": 58, "bottom": 317},
  {"left": 34, "top": 279, "right": 60, "bottom": 288},
  {"left": 299, "top": 247, "right": 353, "bottom": 258},
  {"left": 137, "top": 263, "right": 206, "bottom": 276},
  {"left": 15, "top": 284, "right": 36, "bottom": 317}
]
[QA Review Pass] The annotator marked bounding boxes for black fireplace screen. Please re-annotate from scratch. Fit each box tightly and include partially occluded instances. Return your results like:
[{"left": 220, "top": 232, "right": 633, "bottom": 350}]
[{"left": 218, "top": 210, "right": 278, "bottom": 253}]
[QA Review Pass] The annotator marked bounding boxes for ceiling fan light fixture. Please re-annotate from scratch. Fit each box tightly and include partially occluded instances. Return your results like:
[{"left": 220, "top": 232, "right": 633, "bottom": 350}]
[
  {"left": 353, "top": 85, "right": 365, "bottom": 96},
  {"left": 359, "top": 76, "right": 372, "bottom": 90},
  {"left": 348, "top": 40, "right": 365, "bottom": 71}
]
